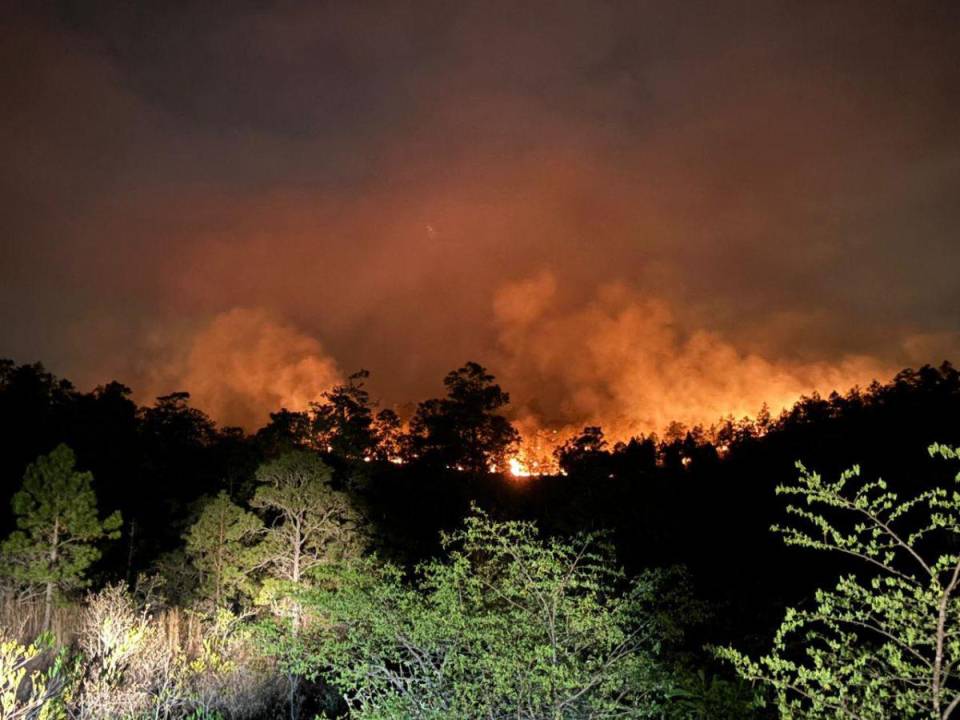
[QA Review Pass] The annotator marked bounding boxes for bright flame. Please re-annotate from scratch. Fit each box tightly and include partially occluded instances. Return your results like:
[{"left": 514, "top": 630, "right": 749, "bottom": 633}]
[{"left": 508, "top": 457, "right": 532, "bottom": 477}]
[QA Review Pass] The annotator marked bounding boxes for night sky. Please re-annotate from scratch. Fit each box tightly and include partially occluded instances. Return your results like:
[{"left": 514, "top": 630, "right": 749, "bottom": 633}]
[{"left": 2, "top": 1, "right": 959, "bottom": 436}]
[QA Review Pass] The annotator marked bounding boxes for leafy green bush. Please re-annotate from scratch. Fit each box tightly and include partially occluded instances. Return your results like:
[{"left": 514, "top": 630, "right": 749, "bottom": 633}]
[
  {"left": 0, "top": 632, "right": 69, "bottom": 719},
  {"left": 667, "top": 668, "right": 762, "bottom": 719},
  {"left": 719, "top": 443, "right": 960, "bottom": 719},
  {"left": 301, "top": 510, "right": 676, "bottom": 719}
]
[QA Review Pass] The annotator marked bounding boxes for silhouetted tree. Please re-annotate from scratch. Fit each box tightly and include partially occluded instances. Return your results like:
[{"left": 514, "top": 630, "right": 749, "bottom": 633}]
[
  {"left": 139, "top": 392, "right": 217, "bottom": 448},
  {"left": 256, "top": 408, "right": 313, "bottom": 457},
  {"left": 370, "top": 408, "right": 402, "bottom": 462},
  {"left": 554, "top": 426, "right": 609, "bottom": 475},
  {"left": 0, "top": 361, "right": 78, "bottom": 522},
  {"left": 133, "top": 392, "right": 221, "bottom": 568},
  {"left": 405, "top": 362, "right": 519, "bottom": 473},
  {"left": 312, "top": 371, "right": 378, "bottom": 478}
]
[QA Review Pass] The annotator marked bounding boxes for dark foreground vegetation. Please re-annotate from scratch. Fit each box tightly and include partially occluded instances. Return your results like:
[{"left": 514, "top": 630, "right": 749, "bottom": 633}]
[{"left": 1, "top": 357, "right": 959, "bottom": 718}]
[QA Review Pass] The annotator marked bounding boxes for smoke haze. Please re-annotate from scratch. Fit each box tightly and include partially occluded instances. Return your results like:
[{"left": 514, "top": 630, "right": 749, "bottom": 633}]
[
  {"left": 2, "top": 2, "right": 958, "bottom": 434},
  {"left": 494, "top": 271, "right": 887, "bottom": 439},
  {"left": 142, "top": 308, "right": 342, "bottom": 428}
]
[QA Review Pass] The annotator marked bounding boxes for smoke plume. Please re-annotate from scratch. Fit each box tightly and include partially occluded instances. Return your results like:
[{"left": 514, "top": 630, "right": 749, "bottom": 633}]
[
  {"left": 494, "top": 272, "right": 889, "bottom": 441},
  {"left": 142, "top": 308, "right": 341, "bottom": 428},
  {"left": 1, "top": 3, "right": 957, "bottom": 439}
]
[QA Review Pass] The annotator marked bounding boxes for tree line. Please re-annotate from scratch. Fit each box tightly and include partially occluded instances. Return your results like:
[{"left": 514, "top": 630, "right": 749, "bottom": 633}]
[{"left": 1, "top": 357, "right": 959, "bottom": 717}]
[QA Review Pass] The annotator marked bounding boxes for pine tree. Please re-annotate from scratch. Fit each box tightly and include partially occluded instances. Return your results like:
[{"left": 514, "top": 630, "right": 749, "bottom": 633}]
[
  {"left": 250, "top": 451, "right": 362, "bottom": 607},
  {"left": 185, "top": 491, "right": 262, "bottom": 609},
  {"left": 311, "top": 370, "right": 376, "bottom": 462},
  {"left": 249, "top": 450, "right": 362, "bottom": 720},
  {"left": 0, "top": 445, "right": 121, "bottom": 630},
  {"left": 406, "top": 361, "right": 519, "bottom": 473}
]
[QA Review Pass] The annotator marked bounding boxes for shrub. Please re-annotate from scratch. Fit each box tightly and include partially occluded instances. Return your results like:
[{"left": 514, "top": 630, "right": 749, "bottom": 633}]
[
  {"left": 74, "top": 582, "right": 173, "bottom": 719},
  {"left": 302, "top": 510, "right": 675, "bottom": 719},
  {"left": 719, "top": 443, "right": 960, "bottom": 719},
  {"left": 0, "top": 632, "right": 68, "bottom": 719},
  {"left": 72, "top": 584, "right": 283, "bottom": 719}
]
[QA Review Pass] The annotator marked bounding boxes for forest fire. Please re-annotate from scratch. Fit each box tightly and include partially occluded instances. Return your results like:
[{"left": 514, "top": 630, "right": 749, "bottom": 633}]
[
  {"left": 508, "top": 455, "right": 551, "bottom": 478},
  {"left": 507, "top": 457, "right": 531, "bottom": 477},
  {"left": 2, "top": 2, "right": 956, "bottom": 716}
]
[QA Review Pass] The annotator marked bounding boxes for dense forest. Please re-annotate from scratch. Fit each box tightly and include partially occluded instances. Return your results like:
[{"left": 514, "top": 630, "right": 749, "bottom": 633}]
[{"left": 2, "top": 357, "right": 960, "bottom": 719}]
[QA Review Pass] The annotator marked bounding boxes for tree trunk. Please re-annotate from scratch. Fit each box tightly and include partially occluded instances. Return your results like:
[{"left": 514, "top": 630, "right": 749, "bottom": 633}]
[
  {"left": 934, "top": 559, "right": 960, "bottom": 718},
  {"left": 43, "top": 517, "right": 60, "bottom": 633},
  {"left": 288, "top": 673, "right": 301, "bottom": 720},
  {"left": 288, "top": 518, "right": 303, "bottom": 720},
  {"left": 126, "top": 518, "right": 137, "bottom": 586},
  {"left": 215, "top": 510, "right": 225, "bottom": 609},
  {"left": 291, "top": 518, "right": 302, "bottom": 631}
]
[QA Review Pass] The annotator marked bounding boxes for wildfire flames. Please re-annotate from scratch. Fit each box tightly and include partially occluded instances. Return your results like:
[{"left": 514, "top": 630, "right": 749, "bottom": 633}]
[
  {"left": 138, "top": 280, "right": 889, "bottom": 481},
  {"left": 505, "top": 450, "right": 560, "bottom": 478},
  {"left": 507, "top": 457, "right": 532, "bottom": 477}
]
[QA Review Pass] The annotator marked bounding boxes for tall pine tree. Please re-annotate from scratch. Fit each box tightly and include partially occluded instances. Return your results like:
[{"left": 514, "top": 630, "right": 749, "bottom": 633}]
[
  {"left": 185, "top": 491, "right": 262, "bottom": 610},
  {"left": 0, "top": 445, "right": 121, "bottom": 630}
]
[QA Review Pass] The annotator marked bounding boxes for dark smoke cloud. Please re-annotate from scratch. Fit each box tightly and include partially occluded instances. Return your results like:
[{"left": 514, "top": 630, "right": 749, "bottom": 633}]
[{"left": 1, "top": 1, "right": 958, "bottom": 431}]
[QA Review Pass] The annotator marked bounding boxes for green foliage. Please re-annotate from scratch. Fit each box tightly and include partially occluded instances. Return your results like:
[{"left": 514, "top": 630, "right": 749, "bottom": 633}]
[
  {"left": 304, "top": 510, "right": 673, "bottom": 719},
  {"left": 250, "top": 451, "right": 362, "bottom": 588},
  {"left": 0, "top": 633, "right": 69, "bottom": 719},
  {"left": 246, "top": 451, "right": 363, "bottom": 719},
  {"left": 667, "top": 668, "right": 762, "bottom": 719},
  {"left": 719, "top": 442, "right": 960, "bottom": 719},
  {"left": 0, "top": 445, "right": 121, "bottom": 617},
  {"left": 185, "top": 492, "right": 263, "bottom": 608}
]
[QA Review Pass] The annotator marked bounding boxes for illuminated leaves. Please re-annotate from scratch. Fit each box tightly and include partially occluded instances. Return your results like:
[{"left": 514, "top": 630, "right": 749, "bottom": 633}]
[
  {"left": 185, "top": 492, "right": 262, "bottom": 609},
  {"left": 0, "top": 445, "right": 122, "bottom": 615},
  {"left": 719, "top": 443, "right": 960, "bottom": 719},
  {"left": 304, "top": 511, "right": 672, "bottom": 719},
  {"left": 249, "top": 451, "right": 363, "bottom": 586}
]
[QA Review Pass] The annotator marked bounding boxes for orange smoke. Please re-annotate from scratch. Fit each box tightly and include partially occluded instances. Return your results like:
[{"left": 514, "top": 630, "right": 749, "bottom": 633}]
[
  {"left": 494, "top": 271, "right": 890, "bottom": 447},
  {"left": 136, "top": 277, "right": 891, "bottom": 472},
  {"left": 142, "top": 307, "right": 341, "bottom": 428}
]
